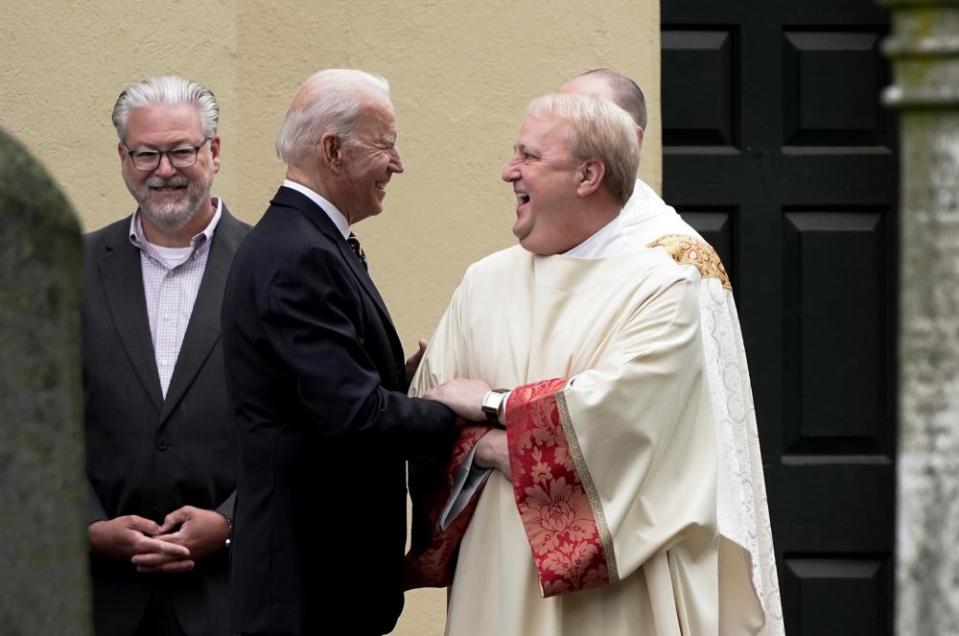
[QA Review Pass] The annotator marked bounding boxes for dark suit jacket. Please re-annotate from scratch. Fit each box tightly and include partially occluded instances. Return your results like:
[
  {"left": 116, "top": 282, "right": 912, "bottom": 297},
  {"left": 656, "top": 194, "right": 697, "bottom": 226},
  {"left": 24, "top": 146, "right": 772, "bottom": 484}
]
[
  {"left": 83, "top": 206, "right": 249, "bottom": 636},
  {"left": 222, "top": 187, "right": 457, "bottom": 636}
]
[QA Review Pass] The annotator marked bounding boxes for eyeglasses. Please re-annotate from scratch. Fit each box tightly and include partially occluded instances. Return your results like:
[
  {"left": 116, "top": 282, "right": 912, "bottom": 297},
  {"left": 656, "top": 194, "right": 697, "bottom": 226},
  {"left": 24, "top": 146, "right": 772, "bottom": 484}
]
[{"left": 124, "top": 138, "right": 211, "bottom": 171}]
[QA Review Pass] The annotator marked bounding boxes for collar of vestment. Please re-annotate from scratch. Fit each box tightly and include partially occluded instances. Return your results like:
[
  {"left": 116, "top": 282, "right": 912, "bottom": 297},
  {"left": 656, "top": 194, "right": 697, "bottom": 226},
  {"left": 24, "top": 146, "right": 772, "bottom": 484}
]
[
  {"left": 282, "top": 178, "right": 351, "bottom": 239},
  {"left": 128, "top": 197, "right": 223, "bottom": 267},
  {"left": 562, "top": 210, "right": 626, "bottom": 258}
]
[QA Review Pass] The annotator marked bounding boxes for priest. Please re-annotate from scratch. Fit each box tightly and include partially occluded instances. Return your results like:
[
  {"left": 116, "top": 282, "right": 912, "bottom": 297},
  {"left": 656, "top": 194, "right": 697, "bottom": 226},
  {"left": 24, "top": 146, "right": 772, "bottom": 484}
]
[{"left": 405, "top": 93, "right": 774, "bottom": 635}]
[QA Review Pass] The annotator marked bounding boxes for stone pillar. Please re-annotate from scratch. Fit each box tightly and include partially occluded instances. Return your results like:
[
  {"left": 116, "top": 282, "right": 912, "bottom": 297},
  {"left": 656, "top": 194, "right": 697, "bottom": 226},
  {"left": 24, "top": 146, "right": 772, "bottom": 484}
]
[
  {"left": 881, "top": 2, "right": 959, "bottom": 634},
  {"left": 0, "top": 128, "right": 91, "bottom": 634}
]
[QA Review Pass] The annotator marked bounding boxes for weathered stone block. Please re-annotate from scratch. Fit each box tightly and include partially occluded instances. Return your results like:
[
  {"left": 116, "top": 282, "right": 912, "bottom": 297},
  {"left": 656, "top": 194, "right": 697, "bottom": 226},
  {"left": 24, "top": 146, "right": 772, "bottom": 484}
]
[{"left": 0, "top": 127, "right": 90, "bottom": 635}]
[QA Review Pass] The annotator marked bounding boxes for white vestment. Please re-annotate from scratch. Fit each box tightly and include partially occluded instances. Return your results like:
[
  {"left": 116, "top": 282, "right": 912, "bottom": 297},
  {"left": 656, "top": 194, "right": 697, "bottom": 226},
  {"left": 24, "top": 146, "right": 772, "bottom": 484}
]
[
  {"left": 409, "top": 243, "right": 770, "bottom": 635},
  {"left": 406, "top": 179, "right": 784, "bottom": 635},
  {"left": 623, "top": 178, "right": 785, "bottom": 635}
]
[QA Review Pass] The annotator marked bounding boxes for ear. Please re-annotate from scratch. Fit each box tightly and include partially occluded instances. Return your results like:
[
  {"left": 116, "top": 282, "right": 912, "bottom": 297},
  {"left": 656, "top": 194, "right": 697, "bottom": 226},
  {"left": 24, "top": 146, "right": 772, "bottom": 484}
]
[
  {"left": 576, "top": 158, "right": 605, "bottom": 197},
  {"left": 117, "top": 142, "right": 126, "bottom": 163},
  {"left": 636, "top": 126, "right": 645, "bottom": 148},
  {"left": 321, "top": 133, "right": 343, "bottom": 171},
  {"left": 209, "top": 135, "right": 222, "bottom": 174}
]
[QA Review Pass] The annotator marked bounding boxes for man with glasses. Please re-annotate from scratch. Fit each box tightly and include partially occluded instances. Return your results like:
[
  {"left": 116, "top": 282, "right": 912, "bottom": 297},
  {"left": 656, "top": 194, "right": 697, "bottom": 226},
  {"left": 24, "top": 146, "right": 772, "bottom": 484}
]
[{"left": 83, "top": 75, "right": 248, "bottom": 636}]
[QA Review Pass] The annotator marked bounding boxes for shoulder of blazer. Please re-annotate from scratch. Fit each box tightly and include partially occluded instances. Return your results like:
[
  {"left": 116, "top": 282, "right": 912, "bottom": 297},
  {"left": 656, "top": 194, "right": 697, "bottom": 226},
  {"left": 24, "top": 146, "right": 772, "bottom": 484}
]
[
  {"left": 84, "top": 215, "right": 132, "bottom": 248},
  {"left": 83, "top": 215, "right": 136, "bottom": 268},
  {"left": 268, "top": 186, "right": 343, "bottom": 243}
]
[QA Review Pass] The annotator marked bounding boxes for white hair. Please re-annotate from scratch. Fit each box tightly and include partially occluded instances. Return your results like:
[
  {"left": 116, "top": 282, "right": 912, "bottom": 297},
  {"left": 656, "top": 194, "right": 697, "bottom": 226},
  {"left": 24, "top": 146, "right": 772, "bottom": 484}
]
[
  {"left": 112, "top": 75, "right": 219, "bottom": 141},
  {"left": 275, "top": 69, "right": 391, "bottom": 166},
  {"left": 527, "top": 93, "right": 640, "bottom": 204}
]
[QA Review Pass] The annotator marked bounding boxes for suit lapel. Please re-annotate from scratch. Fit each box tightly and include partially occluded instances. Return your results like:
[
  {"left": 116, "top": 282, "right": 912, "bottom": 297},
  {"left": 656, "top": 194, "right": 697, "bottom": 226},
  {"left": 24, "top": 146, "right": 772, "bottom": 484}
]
[
  {"left": 332, "top": 227, "right": 407, "bottom": 381},
  {"left": 159, "top": 206, "right": 247, "bottom": 426},
  {"left": 97, "top": 222, "right": 163, "bottom": 412},
  {"left": 336, "top": 236, "right": 407, "bottom": 385},
  {"left": 337, "top": 234, "right": 395, "bottom": 328},
  {"left": 338, "top": 239, "right": 406, "bottom": 377}
]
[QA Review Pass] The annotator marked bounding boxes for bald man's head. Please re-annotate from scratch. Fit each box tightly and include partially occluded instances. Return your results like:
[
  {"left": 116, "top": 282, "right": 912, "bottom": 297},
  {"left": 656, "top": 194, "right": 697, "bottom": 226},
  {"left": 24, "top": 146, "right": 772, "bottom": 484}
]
[{"left": 560, "top": 68, "right": 647, "bottom": 133}]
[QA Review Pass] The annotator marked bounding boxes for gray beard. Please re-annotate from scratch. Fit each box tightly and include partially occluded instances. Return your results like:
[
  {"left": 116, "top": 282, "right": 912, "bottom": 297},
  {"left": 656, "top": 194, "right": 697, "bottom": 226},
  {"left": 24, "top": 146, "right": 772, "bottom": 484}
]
[
  {"left": 127, "top": 175, "right": 211, "bottom": 234},
  {"left": 141, "top": 195, "right": 199, "bottom": 233}
]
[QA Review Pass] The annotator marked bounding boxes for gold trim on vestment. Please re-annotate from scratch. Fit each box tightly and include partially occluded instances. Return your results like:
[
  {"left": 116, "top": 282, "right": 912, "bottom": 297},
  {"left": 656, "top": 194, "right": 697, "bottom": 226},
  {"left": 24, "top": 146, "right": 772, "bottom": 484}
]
[
  {"left": 555, "top": 391, "right": 619, "bottom": 584},
  {"left": 648, "top": 234, "right": 732, "bottom": 290}
]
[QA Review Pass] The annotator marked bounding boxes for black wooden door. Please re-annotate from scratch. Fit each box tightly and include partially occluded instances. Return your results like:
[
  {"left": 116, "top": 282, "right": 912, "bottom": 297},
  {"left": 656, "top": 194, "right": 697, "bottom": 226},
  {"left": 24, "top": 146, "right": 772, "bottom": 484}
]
[{"left": 661, "top": 2, "right": 898, "bottom": 634}]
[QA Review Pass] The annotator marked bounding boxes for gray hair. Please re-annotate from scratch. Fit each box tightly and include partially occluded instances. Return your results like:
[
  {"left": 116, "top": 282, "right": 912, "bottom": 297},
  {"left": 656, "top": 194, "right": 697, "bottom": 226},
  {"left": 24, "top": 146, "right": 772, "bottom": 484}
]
[
  {"left": 527, "top": 93, "right": 639, "bottom": 205},
  {"left": 576, "top": 68, "right": 647, "bottom": 130},
  {"left": 275, "top": 69, "right": 391, "bottom": 165},
  {"left": 112, "top": 75, "right": 219, "bottom": 141}
]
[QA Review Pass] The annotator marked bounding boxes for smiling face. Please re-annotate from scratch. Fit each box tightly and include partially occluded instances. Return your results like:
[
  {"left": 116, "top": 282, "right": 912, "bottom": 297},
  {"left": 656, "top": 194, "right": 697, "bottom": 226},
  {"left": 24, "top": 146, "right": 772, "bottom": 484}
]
[
  {"left": 334, "top": 96, "right": 404, "bottom": 224},
  {"left": 119, "top": 103, "right": 219, "bottom": 239},
  {"left": 501, "top": 113, "right": 583, "bottom": 255}
]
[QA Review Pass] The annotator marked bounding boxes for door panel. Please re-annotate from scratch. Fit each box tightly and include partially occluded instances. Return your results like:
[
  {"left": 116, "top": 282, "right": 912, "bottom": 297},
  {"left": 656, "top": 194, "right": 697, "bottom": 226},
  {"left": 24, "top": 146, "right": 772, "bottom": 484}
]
[{"left": 662, "top": 2, "right": 897, "bottom": 633}]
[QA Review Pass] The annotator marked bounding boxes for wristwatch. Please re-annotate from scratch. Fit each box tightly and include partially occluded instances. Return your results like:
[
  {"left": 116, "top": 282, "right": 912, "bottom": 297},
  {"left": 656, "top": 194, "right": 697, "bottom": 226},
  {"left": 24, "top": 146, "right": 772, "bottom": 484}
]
[{"left": 481, "top": 388, "right": 510, "bottom": 425}]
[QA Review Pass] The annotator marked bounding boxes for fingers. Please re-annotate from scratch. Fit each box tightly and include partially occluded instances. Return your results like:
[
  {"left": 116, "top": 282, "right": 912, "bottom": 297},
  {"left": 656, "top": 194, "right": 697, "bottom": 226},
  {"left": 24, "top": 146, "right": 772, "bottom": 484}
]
[
  {"left": 158, "top": 506, "right": 191, "bottom": 534},
  {"left": 136, "top": 535, "right": 191, "bottom": 558},
  {"left": 129, "top": 534, "right": 191, "bottom": 575},
  {"left": 152, "top": 532, "right": 188, "bottom": 550},
  {"left": 129, "top": 530, "right": 192, "bottom": 575},
  {"left": 406, "top": 338, "right": 430, "bottom": 380},
  {"left": 476, "top": 430, "right": 511, "bottom": 482},
  {"left": 125, "top": 515, "right": 162, "bottom": 536},
  {"left": 131, "top": 549, "right": 190, "bottom": 567},
  {"left": 135, "top": 559, "right": 195, "bottom": 574}
]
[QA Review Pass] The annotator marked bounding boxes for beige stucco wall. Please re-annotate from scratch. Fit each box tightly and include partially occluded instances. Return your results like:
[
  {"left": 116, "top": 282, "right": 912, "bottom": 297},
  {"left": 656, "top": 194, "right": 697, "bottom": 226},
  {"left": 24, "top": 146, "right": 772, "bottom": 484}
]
[{"left": 0, "top": 2, "right": 658, "bottom": 633}]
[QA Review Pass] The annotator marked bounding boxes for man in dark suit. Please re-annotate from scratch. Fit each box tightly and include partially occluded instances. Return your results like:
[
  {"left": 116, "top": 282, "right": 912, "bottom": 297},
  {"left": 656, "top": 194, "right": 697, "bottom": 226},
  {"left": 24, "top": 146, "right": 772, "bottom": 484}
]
[
  {"left": 222, "top": 69, "right": 459, "bottom": 636},
  {"left": 84, "top": 75, "right": 249, "bottom": 636}
]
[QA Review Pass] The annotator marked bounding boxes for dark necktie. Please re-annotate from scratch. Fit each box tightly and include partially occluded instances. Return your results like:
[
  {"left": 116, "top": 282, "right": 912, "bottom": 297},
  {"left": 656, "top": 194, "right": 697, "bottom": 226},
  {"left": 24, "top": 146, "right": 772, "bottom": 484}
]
[{"left": 347, "top": 232, "right": 367, "bottom": 270}]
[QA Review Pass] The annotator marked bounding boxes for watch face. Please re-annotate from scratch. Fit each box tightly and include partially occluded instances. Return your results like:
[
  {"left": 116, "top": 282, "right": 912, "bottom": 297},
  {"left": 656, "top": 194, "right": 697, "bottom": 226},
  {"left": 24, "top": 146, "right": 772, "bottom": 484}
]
[{"left": 482, "top": 389, "right": 507, "bottom": 423}]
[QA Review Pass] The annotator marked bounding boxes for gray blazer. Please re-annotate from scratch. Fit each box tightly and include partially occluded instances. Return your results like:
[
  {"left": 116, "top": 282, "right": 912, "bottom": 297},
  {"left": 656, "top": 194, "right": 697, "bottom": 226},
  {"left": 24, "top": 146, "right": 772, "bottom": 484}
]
[{"left": 83, "top": 206, "right": 249, "bottom": 636}]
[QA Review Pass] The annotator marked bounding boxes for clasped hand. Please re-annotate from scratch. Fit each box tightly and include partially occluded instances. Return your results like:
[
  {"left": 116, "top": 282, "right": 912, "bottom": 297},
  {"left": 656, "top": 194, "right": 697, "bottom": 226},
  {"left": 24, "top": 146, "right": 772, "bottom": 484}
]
[
  {"left": 423, "top": 378, "right": 491, "bottom": 422},
  {"left": 88, "top": 505, "right": 230, "bottom": 573},
  {"left": 424, "top": 378, "right": 512, "bottom": 481}
]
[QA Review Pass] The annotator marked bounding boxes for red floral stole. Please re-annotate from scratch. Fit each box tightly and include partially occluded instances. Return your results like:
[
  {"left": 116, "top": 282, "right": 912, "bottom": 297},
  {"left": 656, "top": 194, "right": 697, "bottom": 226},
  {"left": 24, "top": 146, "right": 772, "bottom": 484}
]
[{"left": 404, "top": 378, "right": 614, "bottom": 597}]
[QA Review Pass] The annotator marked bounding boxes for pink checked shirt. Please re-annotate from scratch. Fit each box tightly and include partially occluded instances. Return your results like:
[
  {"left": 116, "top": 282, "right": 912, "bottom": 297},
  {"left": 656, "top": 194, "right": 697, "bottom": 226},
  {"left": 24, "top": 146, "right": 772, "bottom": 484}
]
[{"left": 128, "top": 199, "right": 222, "bottom": 398}]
